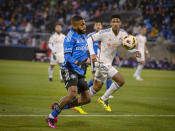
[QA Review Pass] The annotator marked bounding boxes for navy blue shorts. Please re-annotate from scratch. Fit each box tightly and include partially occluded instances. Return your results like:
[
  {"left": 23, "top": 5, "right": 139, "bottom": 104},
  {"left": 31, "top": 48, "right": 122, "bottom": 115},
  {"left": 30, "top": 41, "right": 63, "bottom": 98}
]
[{"left": 61, "top": 69, "right": 89, "bottom": 93}]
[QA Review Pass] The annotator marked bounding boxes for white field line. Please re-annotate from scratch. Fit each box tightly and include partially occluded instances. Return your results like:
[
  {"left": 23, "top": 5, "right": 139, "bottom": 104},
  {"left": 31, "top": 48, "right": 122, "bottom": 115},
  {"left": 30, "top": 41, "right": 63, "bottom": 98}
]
[{"left": 0, "top": 114, "right": 175, "bottom": 117}]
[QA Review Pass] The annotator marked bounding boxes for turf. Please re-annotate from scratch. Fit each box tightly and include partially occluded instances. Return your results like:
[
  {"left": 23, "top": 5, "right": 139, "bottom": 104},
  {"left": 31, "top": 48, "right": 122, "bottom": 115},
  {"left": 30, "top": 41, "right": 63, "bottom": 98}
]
[{"left": 0, "top": 59, "right": 175, "bottom": 131}]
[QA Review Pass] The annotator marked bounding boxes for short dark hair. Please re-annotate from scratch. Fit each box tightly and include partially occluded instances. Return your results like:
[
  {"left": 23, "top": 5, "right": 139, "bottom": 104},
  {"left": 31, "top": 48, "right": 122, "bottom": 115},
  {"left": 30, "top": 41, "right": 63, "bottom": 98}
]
[
  {"left": 95, "top": 19, "right": 102, "bottom": 24},
  {"left": 55, "top": 23, "right": 62, "bottom": 27},
  {"left": 110, "top": 14, "right": 121, "bottom": 21},
  {"left": 71, "top": 15, "right": 84, "bottom": 24}
]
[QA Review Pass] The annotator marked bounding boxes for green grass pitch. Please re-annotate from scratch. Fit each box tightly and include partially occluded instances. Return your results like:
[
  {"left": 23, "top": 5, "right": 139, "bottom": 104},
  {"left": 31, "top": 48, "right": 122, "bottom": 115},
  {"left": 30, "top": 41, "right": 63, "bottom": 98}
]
[{"left": 0, "top": 59, "right": 175, "bottom": 131}]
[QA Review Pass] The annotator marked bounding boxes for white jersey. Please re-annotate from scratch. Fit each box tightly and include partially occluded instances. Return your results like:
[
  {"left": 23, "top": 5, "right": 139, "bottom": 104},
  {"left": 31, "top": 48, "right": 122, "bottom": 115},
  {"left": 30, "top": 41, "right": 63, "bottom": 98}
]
[
  {"left": 91, "top": 28, "right": 127, "bottom": 66},
  {"left": 136, "top": 34, "right": 147, "bottom": 52},
  {"left": 48, "top": 32, "right": 65, "bottom": 64},
  {"left": 48, "top": 32, "right": 65, "bottom": 56}
]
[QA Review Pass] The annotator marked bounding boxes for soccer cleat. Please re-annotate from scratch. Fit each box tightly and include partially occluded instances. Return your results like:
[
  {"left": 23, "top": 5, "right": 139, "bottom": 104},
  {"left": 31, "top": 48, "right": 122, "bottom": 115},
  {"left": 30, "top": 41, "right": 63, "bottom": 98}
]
[
  {"left": 46, "top": 116, "right": 57, "bottom": 128},
  {"left": 136, "top": 76, "right": 143, "bottom": 81},
  {"left": 133, "top": 73, "right": 137, "bottom": 78},
  {"left": 72, "top": 106, "right": 88, "bottom": 114},
  {"left": 97, "top": 98, "right": 112, "bottom": 112}
]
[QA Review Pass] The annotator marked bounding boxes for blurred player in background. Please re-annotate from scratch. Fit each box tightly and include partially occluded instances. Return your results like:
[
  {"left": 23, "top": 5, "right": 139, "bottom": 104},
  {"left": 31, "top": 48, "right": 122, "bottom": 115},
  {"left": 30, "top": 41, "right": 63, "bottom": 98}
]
[
  {"left": 48, "top": 24, "right": 65, "bottom": 81},
  {"left": 87, "top": 15, "right": 141, "bottom": 112},
  {"left": 134, "top": 26, "right": 150, "bottom": 80},
  {"left": 46, "top": 16, "right": 91, "bottom": 128},
  {"left": 87, "top": 20, "right": 120, "bottom": 99}
]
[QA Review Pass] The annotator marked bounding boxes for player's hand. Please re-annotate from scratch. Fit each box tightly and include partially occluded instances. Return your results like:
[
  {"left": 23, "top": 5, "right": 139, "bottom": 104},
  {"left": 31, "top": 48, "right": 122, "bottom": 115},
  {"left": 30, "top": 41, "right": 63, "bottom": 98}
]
[
  {"left": 86, "top": 58, "right": 91, "bottom": 64},
  {"left": 136, "top": 51, "right": 141, "bottom": 58},
  {"left": 91, "top": 54, "right": 98, "bottom": 62},
  {"left": 75, "top": 61, "right": 85, "bottom": 66}
]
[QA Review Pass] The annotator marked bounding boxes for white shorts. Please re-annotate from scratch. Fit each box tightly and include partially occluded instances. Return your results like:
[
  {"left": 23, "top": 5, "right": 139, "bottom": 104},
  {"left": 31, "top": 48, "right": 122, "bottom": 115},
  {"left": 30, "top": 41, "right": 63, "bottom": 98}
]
[
  {"left": 94, "top": 65, "right": 118, "bottom": 83},
  {"left": 50, "top": 53, "right": 64, "bottom": 65},
  {"left": 136, "top": 51, "right": 145, "bottom": 62}
]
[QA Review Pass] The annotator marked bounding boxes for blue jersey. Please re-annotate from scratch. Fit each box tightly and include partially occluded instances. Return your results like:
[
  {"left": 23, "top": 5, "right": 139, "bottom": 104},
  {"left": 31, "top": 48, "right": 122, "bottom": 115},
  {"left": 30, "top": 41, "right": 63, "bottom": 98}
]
[
  {"left": 61, "top": 28, "right": 88, "bottom": 76},
  {"left": 87, "top": 32, "right": 100, "bottom": 55}
]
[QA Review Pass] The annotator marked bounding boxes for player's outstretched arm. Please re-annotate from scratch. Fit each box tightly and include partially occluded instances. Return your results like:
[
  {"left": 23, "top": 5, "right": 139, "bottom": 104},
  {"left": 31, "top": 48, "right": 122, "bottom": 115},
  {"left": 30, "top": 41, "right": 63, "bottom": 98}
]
[{"left": 126, "top": 46, "right": 141, "bottom": 58}]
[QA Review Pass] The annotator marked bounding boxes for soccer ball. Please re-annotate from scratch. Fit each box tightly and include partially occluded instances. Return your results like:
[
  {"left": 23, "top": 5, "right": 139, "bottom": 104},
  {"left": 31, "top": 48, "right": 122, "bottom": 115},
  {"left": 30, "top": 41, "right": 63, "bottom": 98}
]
[{"left": 121, "top": 35, "right": 137, "bottom": 50}]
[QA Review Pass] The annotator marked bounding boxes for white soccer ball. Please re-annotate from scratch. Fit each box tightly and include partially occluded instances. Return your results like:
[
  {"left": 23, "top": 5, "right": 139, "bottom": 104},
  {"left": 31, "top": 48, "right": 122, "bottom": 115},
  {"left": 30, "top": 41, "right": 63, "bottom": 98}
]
[{"left": 122, "top": 35, "right": 137, "bottom": 50}]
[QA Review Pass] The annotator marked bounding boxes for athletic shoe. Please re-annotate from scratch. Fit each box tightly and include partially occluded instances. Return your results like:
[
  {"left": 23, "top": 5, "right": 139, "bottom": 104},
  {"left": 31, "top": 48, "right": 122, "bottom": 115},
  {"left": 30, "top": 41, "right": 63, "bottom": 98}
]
[
  {"left": 46, "top": 116, "right": 57, "bottom": 128},
  {"left": 72, "top": 106, "right": 88, "bottom": 114},
  {"left": 97, "top": 98, "right": 111, "bottom": 112},
  {"left": 133, "top": 73, "right": 137, "bottom": 78},
  {"left": 136, "top": 76, "right": 143, "bottom": 81},
  {"left": 49, "top": 78, "right": 53, "bottom": 82}
]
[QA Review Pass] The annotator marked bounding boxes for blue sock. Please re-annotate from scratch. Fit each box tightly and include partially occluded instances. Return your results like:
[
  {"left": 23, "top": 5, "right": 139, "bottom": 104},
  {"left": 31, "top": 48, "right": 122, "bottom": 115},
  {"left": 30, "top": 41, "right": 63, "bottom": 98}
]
[
  {"left": 106, "top": 79, "right": 112, "bottom": 90},
  {"left": 63, "top": 104, "right": 71, "bottom": 109},
  {"left": 51, "top": 109, "right": 60, "bottom": 118},
  {"left": 88, "top": 79, "right": 93, "bottom": 87}
]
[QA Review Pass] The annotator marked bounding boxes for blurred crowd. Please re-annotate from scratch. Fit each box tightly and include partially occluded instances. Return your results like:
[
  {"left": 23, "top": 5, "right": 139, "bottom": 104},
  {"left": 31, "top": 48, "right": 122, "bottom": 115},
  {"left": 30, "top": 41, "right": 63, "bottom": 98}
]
[
  {"left": 113, "top": 57, "right": 175, "bottom": 70},
  {"left": 0, "top": 0, "right": 175, "bottom": 46}
]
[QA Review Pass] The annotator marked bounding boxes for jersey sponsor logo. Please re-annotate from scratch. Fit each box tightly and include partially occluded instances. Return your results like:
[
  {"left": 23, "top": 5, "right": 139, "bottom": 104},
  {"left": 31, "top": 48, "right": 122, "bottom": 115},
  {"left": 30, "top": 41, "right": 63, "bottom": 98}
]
[
  {"left": 65, "top": 48, "right": 72, "bottom": 52},
  {"left": 76, "top": 46, "right": 87, "bottom": 50}
]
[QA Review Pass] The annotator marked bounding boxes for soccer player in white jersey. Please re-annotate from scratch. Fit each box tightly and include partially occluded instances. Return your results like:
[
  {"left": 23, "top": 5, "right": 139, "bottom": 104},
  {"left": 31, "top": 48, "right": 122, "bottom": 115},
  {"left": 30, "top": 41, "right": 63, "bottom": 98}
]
[
  {"left": 48, "top": 24, "right": 65, "bottom": 81},
  {"left": 134, "top": 26, "right": 150, "bottom": 80},
  {"left": 87, "top": 14, "right": 141, "bottom": 112}
]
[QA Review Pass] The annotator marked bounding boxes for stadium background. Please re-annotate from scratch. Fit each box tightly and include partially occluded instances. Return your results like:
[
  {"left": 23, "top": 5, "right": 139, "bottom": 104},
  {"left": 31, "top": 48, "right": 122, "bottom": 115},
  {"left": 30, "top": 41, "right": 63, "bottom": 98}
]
[{"left": 0, "top": 0, "right": 175, "bottom": 130}]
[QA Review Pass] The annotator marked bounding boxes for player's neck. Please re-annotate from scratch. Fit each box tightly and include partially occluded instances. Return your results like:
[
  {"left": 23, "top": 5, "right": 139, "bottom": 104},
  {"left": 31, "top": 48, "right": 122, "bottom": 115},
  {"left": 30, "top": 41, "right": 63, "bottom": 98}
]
[
  {"left": 112, "top": 28, "right": 119, "bottom": 36},
  {"left": 141, "top": 33, "right": 145, "bottom": 36},
  {"left": 56, "top": 32, "right": 61, "bottom": 35}
]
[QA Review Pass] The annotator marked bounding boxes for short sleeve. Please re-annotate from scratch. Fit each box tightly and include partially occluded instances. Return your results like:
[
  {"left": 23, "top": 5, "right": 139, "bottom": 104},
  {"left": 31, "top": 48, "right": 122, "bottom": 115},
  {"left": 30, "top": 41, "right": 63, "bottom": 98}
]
[{"left": 64, "top": 35, "right": 75, "bottom": 53}]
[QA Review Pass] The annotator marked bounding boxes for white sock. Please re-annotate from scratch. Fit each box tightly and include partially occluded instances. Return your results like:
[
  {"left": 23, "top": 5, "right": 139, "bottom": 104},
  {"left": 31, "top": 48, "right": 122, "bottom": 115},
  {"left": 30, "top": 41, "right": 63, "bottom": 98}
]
[
  {"left": 135, "top": 65, "right": 143, "bottom": 77},
  {"left": 48, "top": 66, "right": 53, "bottom": 78},
  {"left": 49, "top": 113, "right": 54, "bottom": 119},
  {"left": 101, "top": 82, "right": 120, "bottom": 101},
  {"left": 89, "top": 86, "right": 96, "bottom": 97},
  {"left": 59, "top": 69, "right": 63, "bottom": 81}
]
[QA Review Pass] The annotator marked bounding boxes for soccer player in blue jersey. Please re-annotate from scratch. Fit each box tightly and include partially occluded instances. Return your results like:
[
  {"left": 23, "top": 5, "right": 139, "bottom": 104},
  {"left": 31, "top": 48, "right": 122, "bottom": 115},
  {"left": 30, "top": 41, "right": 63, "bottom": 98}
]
[
  {"left": 46, "top": 16, "right": 91, "bottom": 128},
  {"left": 87, "top": 20, "right": 120, "bottom": 98}
]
